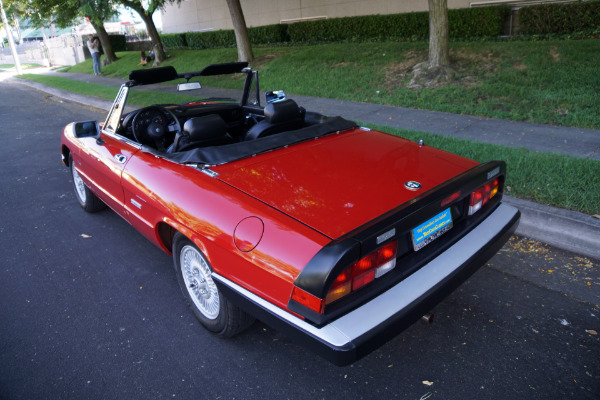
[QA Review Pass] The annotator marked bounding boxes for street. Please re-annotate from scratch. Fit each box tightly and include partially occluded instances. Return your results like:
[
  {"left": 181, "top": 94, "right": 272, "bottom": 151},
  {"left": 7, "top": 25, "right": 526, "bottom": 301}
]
[{"left": 0, "top": 81, "right": 598, "bottom": 399}]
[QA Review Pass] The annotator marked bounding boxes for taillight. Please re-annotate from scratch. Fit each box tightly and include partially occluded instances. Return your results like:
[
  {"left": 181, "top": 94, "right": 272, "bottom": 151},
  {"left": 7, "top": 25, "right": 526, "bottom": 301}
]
[
  {"left": 291, "top": 286, "right": 324, "bottom": 314},
  {"left": 324, "top": 240, "right": 398, "bottom": 307},
  {"left": 469, "top": 178, "right": 500, "bottom": 215}
]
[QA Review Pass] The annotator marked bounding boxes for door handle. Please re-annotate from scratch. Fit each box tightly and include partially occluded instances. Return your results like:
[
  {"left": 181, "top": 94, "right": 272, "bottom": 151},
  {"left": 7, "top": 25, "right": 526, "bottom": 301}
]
[{"left": 114, "top": 154, "right": 127, "bottom": 164}]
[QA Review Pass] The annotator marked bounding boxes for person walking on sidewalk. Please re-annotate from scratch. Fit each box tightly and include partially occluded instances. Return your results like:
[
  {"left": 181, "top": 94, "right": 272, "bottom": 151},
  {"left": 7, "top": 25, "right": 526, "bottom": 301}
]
[{"left": 87, "top": 34, "right": 102, "bottom": 76}]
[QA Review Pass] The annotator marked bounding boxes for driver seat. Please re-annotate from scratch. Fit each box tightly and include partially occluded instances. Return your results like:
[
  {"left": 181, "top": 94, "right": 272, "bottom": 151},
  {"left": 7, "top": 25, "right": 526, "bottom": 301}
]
[{"left": 168, "top": 114, "right": 233, "bottom": 153}]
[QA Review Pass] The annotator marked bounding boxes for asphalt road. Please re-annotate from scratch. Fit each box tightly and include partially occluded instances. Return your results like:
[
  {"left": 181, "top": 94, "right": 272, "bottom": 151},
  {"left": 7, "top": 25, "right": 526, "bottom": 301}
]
[{"left": 1, "top": 81, "right": 598, "bottom": 400}]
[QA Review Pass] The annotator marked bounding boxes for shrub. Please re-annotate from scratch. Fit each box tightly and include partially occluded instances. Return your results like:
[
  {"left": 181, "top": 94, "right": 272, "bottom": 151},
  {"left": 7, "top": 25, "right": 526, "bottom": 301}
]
[
  {"left": 185, "top": 30, "right": 236, "bottom": 49},
  {"left": 249, "top": 24, "right": 290, "bottom": 44},
  {"left": 286, "top": 13, "right": 428, "bottom": 43},
  {"left": 162, "top": 5, "right": 510, "bottom": 49},
  {"left": 449, "top": 6, "right": 510, "bottom": 38},
  {"left": 161, "top": 33, "right": 187, "bottom": 49},
  {"left": 108, "top": 35, "right": 127, "bottom": 52},
  {"left": 519, "top": 1, "right": 600, "bottom": 35},
  {"left": 287, "top": 6, "right": 508, "bottom": 43}
]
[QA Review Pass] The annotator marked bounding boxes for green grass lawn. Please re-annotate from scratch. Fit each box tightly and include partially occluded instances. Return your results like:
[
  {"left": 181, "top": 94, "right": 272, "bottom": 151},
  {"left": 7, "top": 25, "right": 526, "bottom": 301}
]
[
  {"left": 0, "top": 63, "right": 42, "bottom": 70},
  {"left": 62, "top": 39, "right": 600, "bottom": 129}
]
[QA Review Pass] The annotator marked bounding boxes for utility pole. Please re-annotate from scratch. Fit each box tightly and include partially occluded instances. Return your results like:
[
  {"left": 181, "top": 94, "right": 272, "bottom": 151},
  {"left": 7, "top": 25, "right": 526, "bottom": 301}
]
[{"left": 0, "top": 0, "right": 22, "bottom": 74}]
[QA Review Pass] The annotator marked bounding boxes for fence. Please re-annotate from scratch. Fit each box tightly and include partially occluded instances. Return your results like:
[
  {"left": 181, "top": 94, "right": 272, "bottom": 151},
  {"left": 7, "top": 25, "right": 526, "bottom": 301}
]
[{"left": 0, "top": 34, "right": 86, "bottom": 67}]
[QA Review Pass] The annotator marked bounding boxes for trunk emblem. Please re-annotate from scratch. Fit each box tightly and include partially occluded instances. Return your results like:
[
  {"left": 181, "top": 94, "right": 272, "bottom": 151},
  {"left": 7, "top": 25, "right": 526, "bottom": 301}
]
[{"left": 404, "top": 181, "right": 422, "bottom": 191}]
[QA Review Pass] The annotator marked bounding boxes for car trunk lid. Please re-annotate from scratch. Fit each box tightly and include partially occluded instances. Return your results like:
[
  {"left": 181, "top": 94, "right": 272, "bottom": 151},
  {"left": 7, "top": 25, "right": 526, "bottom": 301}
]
[{"left": 214, "top": 128, "right": 479, "bottom": 239}]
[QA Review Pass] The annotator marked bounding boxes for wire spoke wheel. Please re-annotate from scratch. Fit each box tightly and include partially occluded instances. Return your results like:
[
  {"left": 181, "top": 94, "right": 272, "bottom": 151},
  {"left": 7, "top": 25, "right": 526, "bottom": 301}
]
[
  {"left": 180, "top": 245, "right": 220, "bottom": 320},
  {"left": 72, "top": 165, "right": 87, "bottom": 203},
  {"left": 69, "top": 154, "right": 105, "bottom": 213},
  {"left": 173, "top": 233, "right": 254, "bottom": 337}
]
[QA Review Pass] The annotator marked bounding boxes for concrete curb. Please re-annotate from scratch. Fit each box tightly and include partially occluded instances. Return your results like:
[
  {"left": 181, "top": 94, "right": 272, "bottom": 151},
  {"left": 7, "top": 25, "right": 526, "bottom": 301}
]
[
  {"left": 8, "top": 77, "right": 131, "bottom": 113},
  {"left": 8, "top": 77, "right": 600, "bottom": 260},
  {"left": 503, "top": 196, "right": 600, "bottom": 260}
]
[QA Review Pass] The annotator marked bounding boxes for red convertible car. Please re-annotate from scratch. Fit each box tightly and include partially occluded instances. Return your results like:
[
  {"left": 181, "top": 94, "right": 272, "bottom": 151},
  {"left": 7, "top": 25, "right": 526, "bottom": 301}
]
[{"left": 61, "top": 63, "right": 520, "bottom": 365}]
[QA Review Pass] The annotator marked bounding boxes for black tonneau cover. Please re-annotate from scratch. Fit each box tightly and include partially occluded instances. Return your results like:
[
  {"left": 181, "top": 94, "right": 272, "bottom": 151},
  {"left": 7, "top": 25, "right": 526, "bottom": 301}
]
[{"left": 164, "top": 116, "right": 357, "bottom": 166}]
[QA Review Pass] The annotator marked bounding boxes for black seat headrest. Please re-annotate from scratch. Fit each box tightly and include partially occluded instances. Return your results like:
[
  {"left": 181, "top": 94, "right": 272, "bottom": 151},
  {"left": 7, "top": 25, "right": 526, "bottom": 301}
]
[
  {"left": 183, "top": 114, "right": 227, "bottom": 142},
  {"left": 264, "top": 99, "right": 300, "bottom": 124}
]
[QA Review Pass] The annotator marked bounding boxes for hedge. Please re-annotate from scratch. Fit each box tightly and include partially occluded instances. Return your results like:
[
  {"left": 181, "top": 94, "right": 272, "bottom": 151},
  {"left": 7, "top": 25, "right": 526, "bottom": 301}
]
[
  {"left": 249, "top": 24, "right": 290, "bottom": 44},
  {"left": 179, "top": 24, "right": 290, "bottom": 50},
  {"left": 159, "top": 5, "right": 509, "bottom": 50},
  {"left": 286, "top": 7, "right": 508, "bottom": 43},
  {"left": 161, "top": 33, "right": 187, "bottom": 49},
  {"left": 108, "top": 34, "right": 127, "bottom": 52},
  {"left": 185, "top": 30, "right": 236, "bottom": 49},
  {"left": 519, "top": 1, "right": 600, "bottom": 35},
  {"left": 286, "top": 13, "right": 426, "bottom": 42},
  {"left": 449, "top": 7, "right": 510, "bottom": 38}
]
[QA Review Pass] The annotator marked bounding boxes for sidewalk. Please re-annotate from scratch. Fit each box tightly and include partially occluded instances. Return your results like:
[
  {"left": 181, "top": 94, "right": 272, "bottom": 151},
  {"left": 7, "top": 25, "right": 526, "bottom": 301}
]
[{"left": 7, "top": 71, "right": 600, "bottom": 259}]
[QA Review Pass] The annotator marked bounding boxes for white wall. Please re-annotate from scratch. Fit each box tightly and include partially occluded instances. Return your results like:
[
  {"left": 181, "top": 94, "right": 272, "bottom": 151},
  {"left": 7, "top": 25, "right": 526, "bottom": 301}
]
[{"left": 161, "top": 0, "right": 472, "bottom": 34}]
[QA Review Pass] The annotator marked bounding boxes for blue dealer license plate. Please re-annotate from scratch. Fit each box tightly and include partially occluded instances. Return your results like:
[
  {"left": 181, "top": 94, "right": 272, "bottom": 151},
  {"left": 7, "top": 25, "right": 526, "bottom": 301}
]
[{"left": 411, "top": 208, "right": 453, "bottom": 251}]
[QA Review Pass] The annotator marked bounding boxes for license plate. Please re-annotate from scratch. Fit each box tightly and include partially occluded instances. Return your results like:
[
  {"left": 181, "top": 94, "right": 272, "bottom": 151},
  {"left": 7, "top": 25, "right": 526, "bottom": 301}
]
[{"left": 411, "top": 208, "right": 453, "bottom": 251}]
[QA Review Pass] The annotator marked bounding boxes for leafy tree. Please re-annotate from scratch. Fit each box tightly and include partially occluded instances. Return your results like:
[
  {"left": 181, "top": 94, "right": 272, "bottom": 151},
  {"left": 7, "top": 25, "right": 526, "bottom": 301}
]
[
  {"left": 0, "top": 0, "right": 25, "bottom": 34},
  {"left": 57, "top": 0, "right": 120, "bottom": 64},
  {"left": 7, "top": 0, "right": 119, "bottom": 64}
]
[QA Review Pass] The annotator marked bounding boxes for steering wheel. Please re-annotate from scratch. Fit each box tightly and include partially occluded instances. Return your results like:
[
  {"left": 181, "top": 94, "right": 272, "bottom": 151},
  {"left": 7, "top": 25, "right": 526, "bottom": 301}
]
[{"left": 131, "top": 106, "right": 181, "bottom": 151}]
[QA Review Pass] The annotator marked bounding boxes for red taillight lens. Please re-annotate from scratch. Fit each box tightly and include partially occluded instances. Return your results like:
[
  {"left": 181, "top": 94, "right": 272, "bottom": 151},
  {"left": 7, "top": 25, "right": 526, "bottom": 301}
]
[
  {"left": 351, "top": 253, "right": 376, "bottom": 290},
  {"left": 469, "top": 178, "right": 500, "bottom": 215},
  {"left": 291, "top": 286, "right": 325, "bottom": 314},
  {"left": 441, "top": 191, "right": 461, "bottom": 208},
  {"left": 324, "top": 240, "right": 398, "bottom": 306}
]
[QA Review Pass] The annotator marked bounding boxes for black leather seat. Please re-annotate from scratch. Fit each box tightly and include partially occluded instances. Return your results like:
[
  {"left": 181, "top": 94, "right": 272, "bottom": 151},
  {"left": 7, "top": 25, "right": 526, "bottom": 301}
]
[
  {"left": 244, "top": 99, "right": 304, "bottom": 141},
  {"left": 168, "top": 114, "right": 233, "bottom": 153}
]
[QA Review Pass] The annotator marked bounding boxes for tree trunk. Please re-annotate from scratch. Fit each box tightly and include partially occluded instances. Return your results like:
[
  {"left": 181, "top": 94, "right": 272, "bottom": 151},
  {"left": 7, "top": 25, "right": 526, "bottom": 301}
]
[
  {"left": 139, "top": 10, "right": 166, "bottom": 66},
  {"left": 226, "top": 0, "right": 254, "bottom": 62},
  {"left": 428, "top": 0, "right": 449, "bottom": 68},
  {"left": 408, "top": 0, "right": 454, "bottom": 89},
  {"left": 89, "top": 20, "right": 118, "bottom": 64},
  {"left": 123, "top": 1, "right": 166, "bottom": 65}
]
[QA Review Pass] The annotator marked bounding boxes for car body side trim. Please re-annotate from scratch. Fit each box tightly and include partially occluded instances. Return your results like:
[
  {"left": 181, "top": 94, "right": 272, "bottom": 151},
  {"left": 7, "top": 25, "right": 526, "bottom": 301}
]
[{"left": 213, "top": 203, "right": 519, "bottom": 365}]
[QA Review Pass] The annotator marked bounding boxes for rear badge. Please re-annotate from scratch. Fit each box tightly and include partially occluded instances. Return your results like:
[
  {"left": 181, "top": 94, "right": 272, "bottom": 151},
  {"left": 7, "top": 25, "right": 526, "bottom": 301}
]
[{"left": 404, "top": 181, "right": 422, "bottom": 191}]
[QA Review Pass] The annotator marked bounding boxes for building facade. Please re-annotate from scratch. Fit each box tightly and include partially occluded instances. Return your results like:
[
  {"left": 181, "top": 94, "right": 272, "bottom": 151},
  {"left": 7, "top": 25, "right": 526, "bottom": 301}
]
[{"left": 160, "top": 0, "right": 475, "bottom": 34}]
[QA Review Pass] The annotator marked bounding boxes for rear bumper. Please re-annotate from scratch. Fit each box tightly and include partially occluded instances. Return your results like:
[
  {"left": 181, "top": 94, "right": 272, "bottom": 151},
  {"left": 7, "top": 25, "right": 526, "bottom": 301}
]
[{"left": 214, "top": 203, "right": 520, "bottom": 366}]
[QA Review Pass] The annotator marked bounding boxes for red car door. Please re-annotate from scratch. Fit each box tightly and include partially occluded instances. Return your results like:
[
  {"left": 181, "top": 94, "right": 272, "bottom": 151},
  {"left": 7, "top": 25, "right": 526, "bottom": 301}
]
[{"left": 75, "top": 131, "right": 139, "bottom": 218}]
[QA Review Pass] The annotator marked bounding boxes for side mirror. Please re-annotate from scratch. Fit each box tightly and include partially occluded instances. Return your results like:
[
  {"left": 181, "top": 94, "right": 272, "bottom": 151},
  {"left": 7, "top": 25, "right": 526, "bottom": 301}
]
[
  {"left": 178, "top": 82, "right": 202, "bottom": 91},
  {"left": 266, "top": 90, "right": 286, "bottom": 104},
  {"left": 74, "top": 121, "right": 100, "bottom": 138}
]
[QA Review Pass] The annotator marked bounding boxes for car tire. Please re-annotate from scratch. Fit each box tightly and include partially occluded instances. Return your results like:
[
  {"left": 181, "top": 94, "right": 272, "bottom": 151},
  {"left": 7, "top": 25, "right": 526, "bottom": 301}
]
[
  {"left": 173, "top": 233, "right": 254, "bottom": 337},
  {"left": 69, "top": 154, "right": 106, "bottom": 213}
]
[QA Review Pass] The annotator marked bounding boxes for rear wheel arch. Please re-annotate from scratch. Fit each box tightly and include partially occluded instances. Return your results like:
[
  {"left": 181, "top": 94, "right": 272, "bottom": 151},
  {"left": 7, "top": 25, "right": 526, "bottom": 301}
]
[{"left": 156, "top": 223, "right": 211, "bottom": 264}]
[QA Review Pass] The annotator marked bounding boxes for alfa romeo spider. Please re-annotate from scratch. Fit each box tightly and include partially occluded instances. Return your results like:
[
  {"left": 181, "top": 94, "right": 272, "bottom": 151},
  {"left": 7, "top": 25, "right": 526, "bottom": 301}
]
[{"left": 61, "top": 63, "right": 520, "bottom": 365}]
